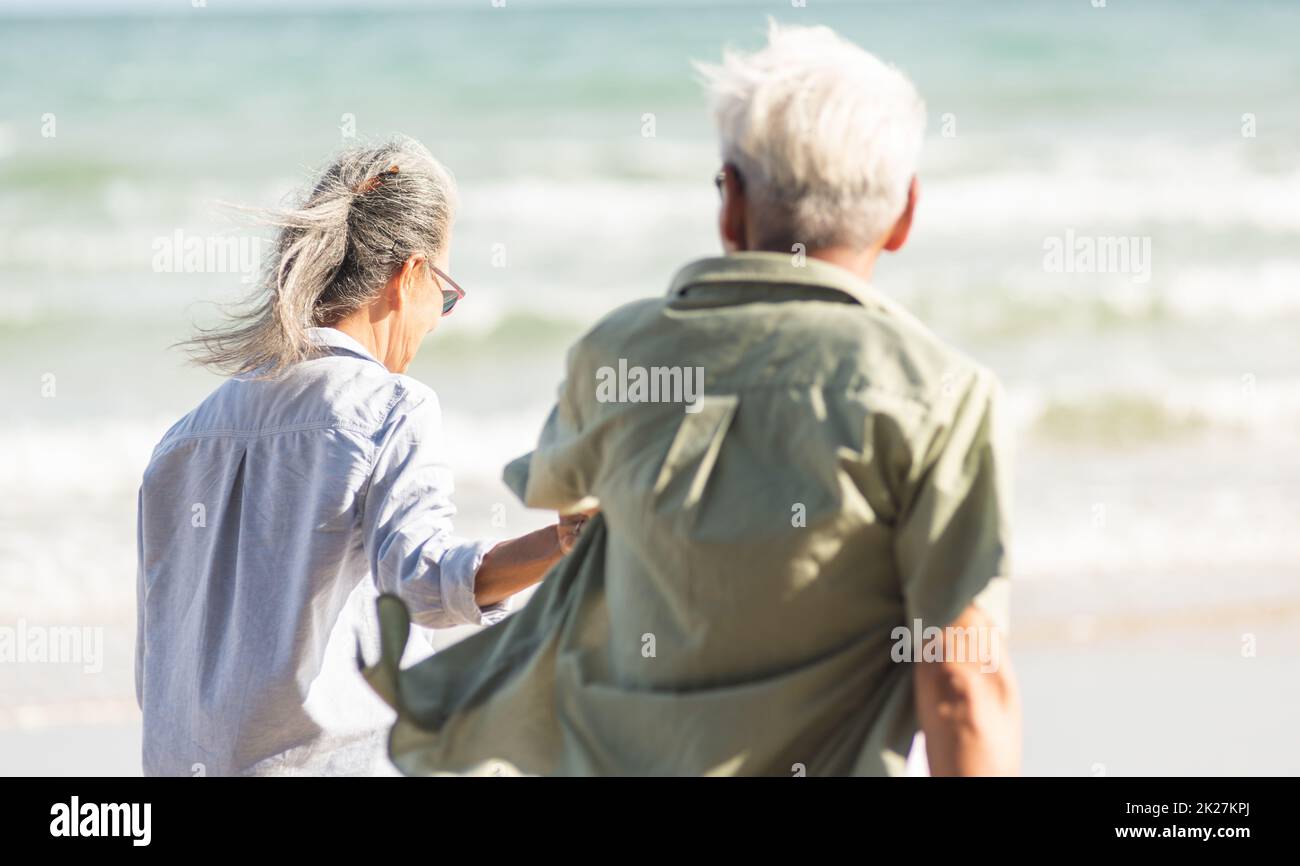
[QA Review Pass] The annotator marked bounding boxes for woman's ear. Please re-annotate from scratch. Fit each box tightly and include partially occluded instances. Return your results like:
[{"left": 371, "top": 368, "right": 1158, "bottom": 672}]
[
  {"left": 883, "top": 176, "right": 918, "bottom": 253},
  {"left": 386, "top": 255, "right": 426, "bottom": 311}
]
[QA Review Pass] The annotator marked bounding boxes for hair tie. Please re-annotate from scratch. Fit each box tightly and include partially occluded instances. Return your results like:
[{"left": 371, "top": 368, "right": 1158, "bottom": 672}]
[{"left": 354, "top": 164, "right": 400, "bottom": 195}]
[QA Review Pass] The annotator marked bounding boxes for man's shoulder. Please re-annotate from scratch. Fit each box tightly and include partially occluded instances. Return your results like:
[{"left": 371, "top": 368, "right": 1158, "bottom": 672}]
[
  {"left": 560, "top": 296, "right": 669, "bottom": 374},
  {"left": 580, "top": 296, "right": 667, "bottom": 345},
  {"left": 561, "top": 281, "right": 999, "bottom": 423},
  {"left": 833, "top": 295, "right": 997, "bottom": 410}
]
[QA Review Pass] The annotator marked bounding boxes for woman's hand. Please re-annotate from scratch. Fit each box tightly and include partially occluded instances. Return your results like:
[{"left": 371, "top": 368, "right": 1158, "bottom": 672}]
[
  {"left": 473, "top": 508, "right": 600, "bottom": 608},
  {"left": 556, "top": 508, "right": 599, "bottom": 555}
]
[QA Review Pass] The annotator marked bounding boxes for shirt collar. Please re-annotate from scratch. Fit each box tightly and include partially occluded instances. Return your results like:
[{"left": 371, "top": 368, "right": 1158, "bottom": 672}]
[
  {"left": 667, "top": 252, "right": 891, "bottom": 313},
  {"left": 306, "top": 327, "right": 385, "bottom": 367}
]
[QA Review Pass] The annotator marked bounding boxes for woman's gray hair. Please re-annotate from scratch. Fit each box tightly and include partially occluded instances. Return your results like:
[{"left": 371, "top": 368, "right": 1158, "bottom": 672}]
[{"left": 184, "top": 135, "right": 457, "bottom": 377}]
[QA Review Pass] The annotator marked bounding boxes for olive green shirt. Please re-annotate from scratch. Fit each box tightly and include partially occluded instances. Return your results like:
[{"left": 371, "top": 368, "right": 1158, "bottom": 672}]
[{"left": 363, "top": 252, "right": 1012, "bottom": 776}]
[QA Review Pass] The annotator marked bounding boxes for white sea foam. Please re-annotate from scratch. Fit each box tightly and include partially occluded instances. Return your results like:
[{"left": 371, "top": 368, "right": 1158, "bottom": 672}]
[{"left": 924, "top": 166, "right": 1300, "bottom": 235}]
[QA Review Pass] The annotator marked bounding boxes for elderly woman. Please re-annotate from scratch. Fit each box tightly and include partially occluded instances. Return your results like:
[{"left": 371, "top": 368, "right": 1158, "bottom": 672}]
[{"left": 136, "top": 137, "right": 579, "bottom": 776}]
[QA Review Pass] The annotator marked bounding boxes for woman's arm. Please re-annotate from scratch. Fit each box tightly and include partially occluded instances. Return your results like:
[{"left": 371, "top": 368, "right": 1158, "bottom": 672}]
[{"left": 473, "top": 511, "right": 593, "bottom": 607}]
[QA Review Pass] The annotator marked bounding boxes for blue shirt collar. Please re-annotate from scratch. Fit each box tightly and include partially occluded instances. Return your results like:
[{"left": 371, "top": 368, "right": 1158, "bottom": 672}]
[{"left": 306, "top": 327, "right": 385, "bottom": 368}]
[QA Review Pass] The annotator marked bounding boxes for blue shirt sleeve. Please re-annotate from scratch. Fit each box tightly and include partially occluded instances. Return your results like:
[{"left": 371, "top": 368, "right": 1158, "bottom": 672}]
[{"left": 360, "top": 388, "right": 505, "bottom": 628}]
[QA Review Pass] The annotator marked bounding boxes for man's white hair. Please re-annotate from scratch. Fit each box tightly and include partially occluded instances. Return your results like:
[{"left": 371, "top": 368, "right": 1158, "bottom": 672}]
[{"left": 696, "top": 21, "right": 926, "bottom": 250}]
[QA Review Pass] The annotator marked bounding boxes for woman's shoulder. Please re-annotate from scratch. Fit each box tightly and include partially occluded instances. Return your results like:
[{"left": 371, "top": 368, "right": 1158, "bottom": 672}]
[
  {"left": 150, "top": 359, "right": 441, "bottom": 458},
  {"left": 385, "top": 373, "right": 441, "bottom": 419},
  {"left": 306, "top": 362, "right": 443, "bottom": 441}
]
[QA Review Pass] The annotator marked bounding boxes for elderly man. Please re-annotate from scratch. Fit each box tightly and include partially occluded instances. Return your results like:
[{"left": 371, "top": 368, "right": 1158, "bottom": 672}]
[{"left": 363, "top": 22, "right": 1021, "bottom": 776}]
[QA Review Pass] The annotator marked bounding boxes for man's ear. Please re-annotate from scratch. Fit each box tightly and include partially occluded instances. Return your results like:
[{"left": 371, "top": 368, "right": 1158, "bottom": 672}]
[
  {"left": 882, "top": 176, "right": 918, "bottom": 253},
  {"left": 719, "top": 166, "right": 747, "bottom": 253}
]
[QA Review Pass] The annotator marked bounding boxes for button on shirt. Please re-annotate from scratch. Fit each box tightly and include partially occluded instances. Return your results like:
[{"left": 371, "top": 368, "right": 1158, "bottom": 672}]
[{"left": 136, "top": 327, "right": 502, "bottom": 776}]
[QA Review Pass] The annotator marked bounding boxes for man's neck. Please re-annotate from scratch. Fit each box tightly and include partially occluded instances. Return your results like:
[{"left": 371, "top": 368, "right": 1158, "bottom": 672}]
[{"left": 804, "top": 245, "right": 881, "bottom": 284}]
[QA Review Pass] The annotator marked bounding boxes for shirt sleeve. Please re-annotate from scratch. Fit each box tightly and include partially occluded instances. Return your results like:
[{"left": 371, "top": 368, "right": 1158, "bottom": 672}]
[
  {"left": 362, "top": 389, "right": 505, "bottom": 629},
  {"left": 893, "top": 368, "right": 1013, "bottom": 633},
  {"left": 503, "top": 342, "right": 601, "bottom": 513},
  {"left": 134, "top": 486, "right": 146, "bottom": 710}
]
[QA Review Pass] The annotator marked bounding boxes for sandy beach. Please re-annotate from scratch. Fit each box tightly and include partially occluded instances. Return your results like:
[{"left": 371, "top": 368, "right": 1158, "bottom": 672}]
[{"left": 4, "top": 565, "right": 1297, "bottom": 776}]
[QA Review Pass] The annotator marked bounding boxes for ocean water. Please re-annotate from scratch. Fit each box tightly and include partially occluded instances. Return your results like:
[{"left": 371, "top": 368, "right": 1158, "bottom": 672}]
[{"left": 1, "top": 0, "right": 1299, "bottom": 752}]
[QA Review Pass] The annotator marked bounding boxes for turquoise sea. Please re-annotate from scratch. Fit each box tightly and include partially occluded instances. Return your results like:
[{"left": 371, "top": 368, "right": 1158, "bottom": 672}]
[{"left": 1, "top": 0, "right": 1298, "bottom": 773}]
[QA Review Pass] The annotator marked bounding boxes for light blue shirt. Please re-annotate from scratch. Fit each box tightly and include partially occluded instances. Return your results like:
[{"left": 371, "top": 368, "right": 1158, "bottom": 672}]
[{"left": 136, "top": 327, "right": 502, "bottom": 776}]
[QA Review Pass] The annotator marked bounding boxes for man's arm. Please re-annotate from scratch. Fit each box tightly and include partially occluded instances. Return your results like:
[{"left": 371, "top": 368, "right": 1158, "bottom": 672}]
[{"left": 914, "top": 601, "right": 1021, "bottom": 776}]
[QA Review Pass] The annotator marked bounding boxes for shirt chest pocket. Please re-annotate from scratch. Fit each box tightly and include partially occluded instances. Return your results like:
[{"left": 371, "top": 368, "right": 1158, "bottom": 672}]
[{"left": 651, "top": 394, "right": 739, "bottom": 513}]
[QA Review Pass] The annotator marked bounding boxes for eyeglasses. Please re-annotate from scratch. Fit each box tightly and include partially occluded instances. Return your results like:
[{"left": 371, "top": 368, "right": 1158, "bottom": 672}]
[
  {"left": 713, "top": 164, "right": 742, "bottom": 197},
  {"left": 388, "top": 243, "right": 467, "bottom": 316},
  {"left": 429, "top": 264, "right": 465, "bottom": 316}
]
